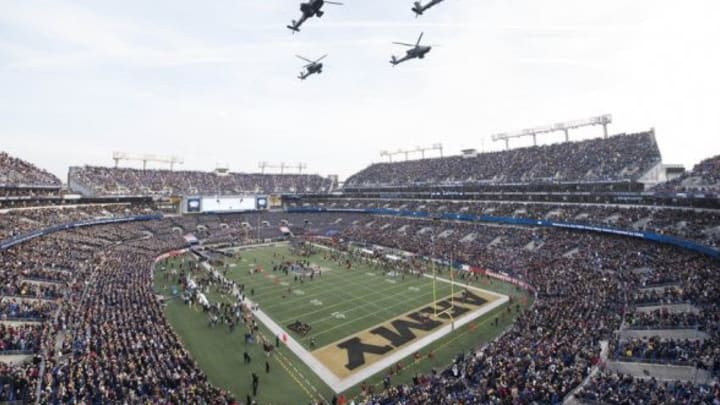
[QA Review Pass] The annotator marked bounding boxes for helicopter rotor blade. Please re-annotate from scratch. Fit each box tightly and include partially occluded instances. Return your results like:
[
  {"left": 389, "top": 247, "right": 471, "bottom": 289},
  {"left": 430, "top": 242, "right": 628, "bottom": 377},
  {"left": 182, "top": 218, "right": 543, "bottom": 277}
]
[
  {"left": 325, "top": 1, "right": 343, "bottom": 5},
  {"left": 416, "top": 32, "right": 424, "bottom": 47},
  {"left": 393, "top": 42, "right": 416, "bottom": 47},
  {"left": 296, "top": 55, "right": 314, "bottom": 63},
  {"left": 314, "top": 54, "right": 328, "bottom": 63}
]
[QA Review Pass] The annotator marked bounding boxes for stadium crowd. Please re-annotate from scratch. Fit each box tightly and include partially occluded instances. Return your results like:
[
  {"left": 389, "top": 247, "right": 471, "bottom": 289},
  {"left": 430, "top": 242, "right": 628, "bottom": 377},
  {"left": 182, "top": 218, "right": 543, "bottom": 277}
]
[
  {"left": 0, "top": 152, "right": 61, "bottom": 189},
  {"left": 1, "top": 281, "right": 62, "bottom": 300},
  {"left": 333, "top": 215, "right": 719, "bottom": 404},
  {"left": 0, "top": 300, "right": 57, "bottom": 321},
  {"left": 624, "top": 309, "right": 706, "bottom": 330},
  {"left": 0, "top": 203, "right": 158, "bottom": 241},
  {"left": 655, "top": 154, "right": 720, "bottom": 194},
  {"left": 69, "top": 166, "right": 336, "bottom": 196},
  {"left": 0, "top": 324, "right": 43, "bottom": 354},
  {"left": 0, "top": 221, "right": 240, "bottom": 404},
  {"left": 0, "top": 359, "right": 40, "bottom": 403},
  {"left": 42, "top": 248, "right": 236, "bottom": 403},
  {"left": 610, "top": 336, "right": 717, "bottom": 366},
  {"left": 301, "top": 197, "right": 720, "bottom": 248},
  {"left": 0, "top": 207, "right": 718, "bottom": 403},
  {"left": 345, "top": 132, "right": 660, "bottom": 188},
  {"left": 575, "top": 372, "right": 719, "bottom": 404},
  {"left": 1, "top": 131, "right": 718, "bottom": 404}
]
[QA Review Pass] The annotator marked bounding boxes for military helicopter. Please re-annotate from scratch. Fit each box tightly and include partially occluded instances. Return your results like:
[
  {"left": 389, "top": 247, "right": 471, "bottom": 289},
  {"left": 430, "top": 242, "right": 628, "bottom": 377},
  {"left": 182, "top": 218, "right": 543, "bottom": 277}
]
[
  {"left": 412, "top": 0, "right": 446, "bottom": 16},
  {"left": 390, "top": 33, "right": 433, "bottom": 66},
  {"left": 287, "top": 0, "right": 343, "bottom": 33},
  {"left": 296, "top": 54, "right": 327, "bottom": 80}
]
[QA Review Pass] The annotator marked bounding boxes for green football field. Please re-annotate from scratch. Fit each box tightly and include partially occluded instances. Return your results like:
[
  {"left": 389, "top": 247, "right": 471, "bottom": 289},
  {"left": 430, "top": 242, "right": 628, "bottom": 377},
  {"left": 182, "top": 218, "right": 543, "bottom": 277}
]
[{"left": 154, "top": 243, "right": 533, "bottom": 404}]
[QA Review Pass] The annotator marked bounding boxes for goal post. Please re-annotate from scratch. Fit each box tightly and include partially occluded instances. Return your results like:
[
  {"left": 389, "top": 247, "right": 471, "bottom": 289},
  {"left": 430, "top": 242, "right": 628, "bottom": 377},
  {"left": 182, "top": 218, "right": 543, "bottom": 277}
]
[
  {"left": 431, "top": 221, "right": 455, "bottom": 323},
  {"left": 432, "top": 258, "right": 438, "bottom": 317},
  {"left": 432, "top": 255, "right": 455, "bottom": 322}
]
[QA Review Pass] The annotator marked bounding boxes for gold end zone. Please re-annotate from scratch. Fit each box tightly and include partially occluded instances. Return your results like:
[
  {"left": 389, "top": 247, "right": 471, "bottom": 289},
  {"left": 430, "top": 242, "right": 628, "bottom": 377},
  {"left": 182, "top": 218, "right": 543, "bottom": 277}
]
[{"left": 312, "top": 286, "right": 496, "bottom": 378}]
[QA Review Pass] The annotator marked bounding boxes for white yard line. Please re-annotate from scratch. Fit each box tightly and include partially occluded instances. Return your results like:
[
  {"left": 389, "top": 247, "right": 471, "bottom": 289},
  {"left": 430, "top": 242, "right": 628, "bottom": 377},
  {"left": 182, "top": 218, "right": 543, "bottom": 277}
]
[
  {"left": 280, "top": 278, "right": 430, "bottom": 326},
  {"left": 296, "top": 284, "right": 446, "bottom": 341}
]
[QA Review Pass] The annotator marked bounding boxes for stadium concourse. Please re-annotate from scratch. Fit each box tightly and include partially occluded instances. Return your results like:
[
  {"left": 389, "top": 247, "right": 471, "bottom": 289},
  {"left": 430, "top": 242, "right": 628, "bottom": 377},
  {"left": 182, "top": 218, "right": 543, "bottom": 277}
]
[{"left": 1, "top": 131, "right": 719, "bottom": 404}]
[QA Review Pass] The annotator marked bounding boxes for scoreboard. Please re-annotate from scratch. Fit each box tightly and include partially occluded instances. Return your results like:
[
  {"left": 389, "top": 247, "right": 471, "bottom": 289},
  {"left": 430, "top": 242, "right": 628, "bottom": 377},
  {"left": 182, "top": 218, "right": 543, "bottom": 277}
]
[{"left": 181, "top": 195, "right": 268, "bottom": 214}]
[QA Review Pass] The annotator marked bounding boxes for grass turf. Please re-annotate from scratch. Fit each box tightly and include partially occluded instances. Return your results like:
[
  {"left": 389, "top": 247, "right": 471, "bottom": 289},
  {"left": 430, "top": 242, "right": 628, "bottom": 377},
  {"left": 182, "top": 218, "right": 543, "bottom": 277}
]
[{"left": 154, "top": 243, "right": 533, "bottom": 404}]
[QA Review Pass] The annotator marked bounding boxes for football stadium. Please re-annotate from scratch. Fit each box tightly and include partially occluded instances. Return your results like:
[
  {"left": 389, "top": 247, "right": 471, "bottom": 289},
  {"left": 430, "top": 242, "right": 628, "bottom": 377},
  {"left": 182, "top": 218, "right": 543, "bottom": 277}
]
[{"left": 2, "top": 1, "right": 720, "bottom": 404}]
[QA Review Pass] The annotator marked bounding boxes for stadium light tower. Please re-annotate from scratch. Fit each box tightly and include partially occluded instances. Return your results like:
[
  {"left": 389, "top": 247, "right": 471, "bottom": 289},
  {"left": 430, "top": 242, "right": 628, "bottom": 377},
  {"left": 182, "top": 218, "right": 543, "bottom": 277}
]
[
  {"left": 112, "top": 152, "right": 184, "bottom": 171},
  {"left": 491, "top": 114, "right": 613, "bottom": 150},
  {"left": 258, "top": 162, "right": 308, "bottom": 174},
  {"left": 379, "top": 143, "right": 443, "bottom": 162}
]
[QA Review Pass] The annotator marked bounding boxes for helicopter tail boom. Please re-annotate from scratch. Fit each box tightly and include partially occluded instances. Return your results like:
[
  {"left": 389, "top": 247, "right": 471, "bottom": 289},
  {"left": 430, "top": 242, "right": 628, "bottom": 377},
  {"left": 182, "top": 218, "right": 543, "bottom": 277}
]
[{"left": 412, "top": 1, "right": 423, "bottom": 15}]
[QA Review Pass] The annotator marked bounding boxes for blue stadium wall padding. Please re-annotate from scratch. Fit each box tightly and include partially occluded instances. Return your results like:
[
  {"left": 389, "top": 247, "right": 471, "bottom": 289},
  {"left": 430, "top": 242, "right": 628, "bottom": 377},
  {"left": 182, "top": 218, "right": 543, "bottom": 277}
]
[
  {"left": 286, "top": 207, "right": 720, "bottom": 259},
  {"left": 0, "top": 214, "right": 163, "bottom": 251}
]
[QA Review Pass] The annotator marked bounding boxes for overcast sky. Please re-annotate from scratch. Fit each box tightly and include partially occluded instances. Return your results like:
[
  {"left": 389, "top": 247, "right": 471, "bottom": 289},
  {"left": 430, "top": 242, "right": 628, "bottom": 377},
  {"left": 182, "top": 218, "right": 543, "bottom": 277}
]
[{"left": 2, "top": 0, "right": 719, "bottom": 181}]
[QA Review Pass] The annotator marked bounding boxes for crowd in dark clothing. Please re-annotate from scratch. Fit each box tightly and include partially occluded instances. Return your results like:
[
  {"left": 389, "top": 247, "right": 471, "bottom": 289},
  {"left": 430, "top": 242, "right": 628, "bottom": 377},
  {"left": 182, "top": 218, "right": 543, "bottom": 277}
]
[
  {"left": 1, "top": 281, "right": 62, "bottom": 300},
  {"left": 611, "top": 336, "right": 717, "bottom": 366},
  {"left": 0, "top": 206, "right": 718, "bottom": 404},
  {"left": 69, "top": 165, "right": 336, "bottom": 196},
  {"left": 0, "top": 324, "right": 43, "bottom": 353},
  {"left": 0, "top": 203, "right": 157, "bottom": 241},
  {"left": 346, "top": 132, "right": 660, "bottom": 188},
  {"left": 625, "top": 309, "right": 708, "bottom": 330},
  {"left": 0, "top": 214, "right": 242, "bottom": 404},
  {"left": 0, "top": 151, "right": 60, "bottom": 188},
  {"left": 299, "top": 197, "right": 720, "bottom": 248},
  {"left": 0, "top": 300, "right": 57, "bottom": 321},
  {"left": 576, "top": 372, "right": 719, "bottom": 404},
  {"left": 333, "top": 214, "right": 719, "bottom": 404},
  {"left": 34, "top": 225, "right": 237, "bottom": 404},
  {"left": 0, "top": 359, "right": 41, "bottom": 403},
  {"left": 631, "top": 288, "right": 699, "bottom": 306},
  {"left": 655, "top": 154, "right": 720, "bottom": 194}
]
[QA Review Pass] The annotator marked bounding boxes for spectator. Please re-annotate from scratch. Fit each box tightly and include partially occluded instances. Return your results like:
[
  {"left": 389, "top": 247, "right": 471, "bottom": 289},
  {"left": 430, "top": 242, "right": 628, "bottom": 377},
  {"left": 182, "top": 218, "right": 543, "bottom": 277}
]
[
  {"left": 68, "top": 166, "right": 336, "bottom": 197},
  {"left": 346, "top": 132, "right": 660, "bottom": 189}
]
